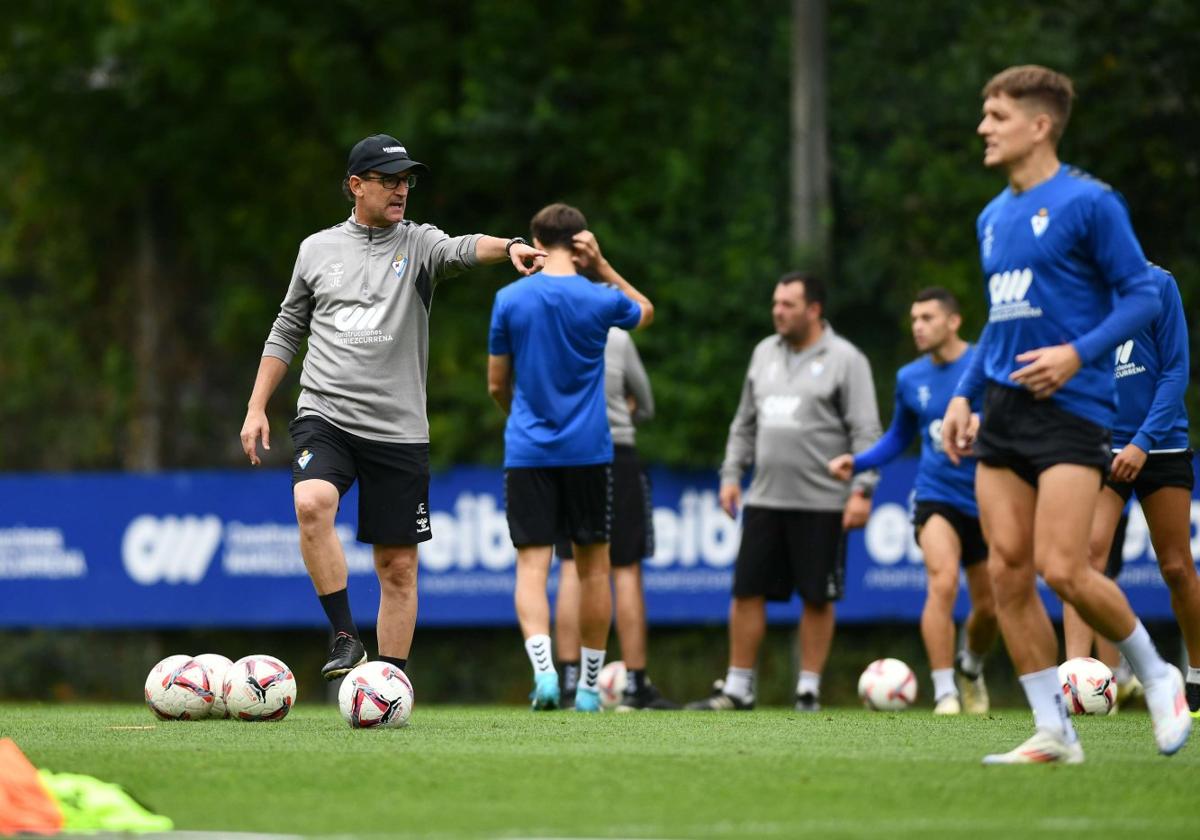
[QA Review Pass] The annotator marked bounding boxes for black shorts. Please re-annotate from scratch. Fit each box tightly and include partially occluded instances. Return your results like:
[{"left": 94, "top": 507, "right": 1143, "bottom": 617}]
[
  {"left": 912, "top": 501, "right": 987, "bottom": 567},
  {"left": 732, "top": 507, "right": 846, "bottom": 605},
  {"left": 1104, "top": 514, "right": 1129, "bottom": 580},
  {"left": 1105, "top": 450, "right": 1194, "bottom": 503},
  {"left": 505, "top": 464, "right": 612, "bottom": 548},
  {"left": 555, "top": 446, "right": 654, "bottom": 567},
  {"left": 975, "top": 384, "right": 1112, "bottom": 486},
  {"left": 288, "top": 415, "right": 431, "bottom": 545}
]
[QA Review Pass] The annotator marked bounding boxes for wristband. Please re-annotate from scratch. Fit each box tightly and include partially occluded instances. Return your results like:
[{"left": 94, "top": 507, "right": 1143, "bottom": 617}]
[{"left": 505, "top": 236, "right": 527, "bottom": 257}]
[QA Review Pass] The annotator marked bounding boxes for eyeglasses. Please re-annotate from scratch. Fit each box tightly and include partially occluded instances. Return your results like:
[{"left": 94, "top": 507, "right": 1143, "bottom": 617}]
[{"left": 358, "top": 172, "right": 418, "bottom": 190}]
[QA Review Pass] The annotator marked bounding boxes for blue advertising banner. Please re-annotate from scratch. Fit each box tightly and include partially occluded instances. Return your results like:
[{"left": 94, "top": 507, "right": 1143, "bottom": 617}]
[{"left": 0, "top": 461, "right": 1193, "bottom": 628}]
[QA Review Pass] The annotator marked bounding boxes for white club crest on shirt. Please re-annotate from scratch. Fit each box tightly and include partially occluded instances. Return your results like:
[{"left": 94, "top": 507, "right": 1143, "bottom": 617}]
[
  {"left": 392, "top": 253, "right": 409, "bottom": 277},
  {"left": 1030, "top": 208, "right": 1050, "bottom": 237},
  {"left": 917, "top": 385, "right": 931, "bottom": 410},
  {"left": 810, "top": 361, "right": 824, "bottom": 377},
  {"left": 982, "top": 224, "right": 994, "bottom": 259}
]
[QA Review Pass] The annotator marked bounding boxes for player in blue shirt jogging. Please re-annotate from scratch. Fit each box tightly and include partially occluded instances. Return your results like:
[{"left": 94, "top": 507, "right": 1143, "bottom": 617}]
[
  {"left": 829, "top": 287, "right": 997, "bottom": 715},
  {"left": 1061, "top": 265, "right": 1200, "bottom": 716},
  {"left": 942, "top": 65, "right": 1190, "bottom": 763},
  {"left": 488, "top": 203, "right": 653, "bottom": 712}
]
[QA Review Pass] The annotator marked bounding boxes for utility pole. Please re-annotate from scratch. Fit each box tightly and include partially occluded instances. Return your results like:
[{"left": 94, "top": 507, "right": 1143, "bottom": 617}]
[{"left": 791, "top": 0, "right": 830, "bottom": 266}]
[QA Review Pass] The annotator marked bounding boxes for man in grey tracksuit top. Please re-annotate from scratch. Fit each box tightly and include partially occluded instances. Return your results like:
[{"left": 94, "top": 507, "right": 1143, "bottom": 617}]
[
  {"left": 239, "top": 134, "right": 547, "bottom": 682},
  {"left": 687, "top": 271, "right": 881, "bottom": 712}
]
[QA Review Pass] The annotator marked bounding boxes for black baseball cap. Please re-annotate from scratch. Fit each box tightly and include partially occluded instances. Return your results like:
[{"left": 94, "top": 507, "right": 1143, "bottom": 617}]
[{"left": 346, "top": 134, "right": 430, "bottom": 177}]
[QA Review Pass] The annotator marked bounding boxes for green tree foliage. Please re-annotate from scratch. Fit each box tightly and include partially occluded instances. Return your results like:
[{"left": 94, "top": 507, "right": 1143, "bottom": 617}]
[{"left": 0, "top": 1, "right": 1196, "bottom": 471}]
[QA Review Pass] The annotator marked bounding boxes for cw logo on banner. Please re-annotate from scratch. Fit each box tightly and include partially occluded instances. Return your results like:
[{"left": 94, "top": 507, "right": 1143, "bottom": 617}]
[{"left": 122, "top": 515, "right": 222, "bottom": 585}]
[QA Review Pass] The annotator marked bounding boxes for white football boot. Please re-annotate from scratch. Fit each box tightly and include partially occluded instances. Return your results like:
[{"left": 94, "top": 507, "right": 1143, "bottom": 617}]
[
  {"left": 933, "top": 694, "right": 961, "bottom": 715},
  {"left": 982, "top": 729, "right": 1084, "bottom": 765},
  {"left": 1144, "top": 665, "right": 1191, "bottom": 756}
]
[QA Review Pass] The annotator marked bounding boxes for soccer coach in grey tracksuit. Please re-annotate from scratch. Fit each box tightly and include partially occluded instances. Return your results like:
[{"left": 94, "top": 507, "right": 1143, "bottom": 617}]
[
  {"left": 687, "top": 271, "right": 881, "bottom": 712},
  {"left": 239, "top": 134, "right": 547, "bottom": 682}
]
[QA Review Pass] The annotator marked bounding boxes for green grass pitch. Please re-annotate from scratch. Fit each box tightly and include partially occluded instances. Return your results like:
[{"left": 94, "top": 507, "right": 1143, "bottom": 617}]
[{"left": 3, "top": 703, "right": 1195, "bottom": 838}]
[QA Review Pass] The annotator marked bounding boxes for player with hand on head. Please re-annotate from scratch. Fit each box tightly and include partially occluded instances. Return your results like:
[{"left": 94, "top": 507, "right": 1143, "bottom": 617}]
[
  {"left": 240, "top": 134, "right": 547, "bottom": 683},
  {"left": 1061, "top": 264, "right": 1200, "bottom": 717},
  {"left": 686, "top": 272, "right": 881, "bottom": 712},
  {"left": 487, "top": 203, "right": 653, "bottom": 712},
  {"left": 829, "top": 287, "right": 998, "bottom": 715},
  {"left": 943, "top": 66, "right": 1189, "bottom": 763}
]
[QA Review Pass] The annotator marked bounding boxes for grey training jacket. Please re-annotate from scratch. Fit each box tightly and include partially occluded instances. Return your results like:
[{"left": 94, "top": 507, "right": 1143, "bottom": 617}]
[
  {"left": 720, "top": 324, "right": 882, "bottom": 511},
  {"left": 263, "top": 214, "right": 482, "bottom": 443},
  {"left": 606, "top": 327, "right": 654, "bottom": 447}
]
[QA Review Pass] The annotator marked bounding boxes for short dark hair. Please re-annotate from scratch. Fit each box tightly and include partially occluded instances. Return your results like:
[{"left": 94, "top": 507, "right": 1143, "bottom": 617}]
[
  {"left": 777, "top": 271, "right": 825, "bottom": 309},
  {"left": 982, "top": 65, "right": 1075, "bottom": 142},
  {"left": 913, "top": 286, "right": 960, "bottom": 315},
  {"left": 530, "top": 203, "right": 588, "bottom": 248}
]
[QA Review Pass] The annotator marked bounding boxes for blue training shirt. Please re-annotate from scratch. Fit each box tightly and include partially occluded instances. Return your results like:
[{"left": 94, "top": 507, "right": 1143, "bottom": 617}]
[
  {"left": 1112, "top": 265, "right": 1190, "bottom": 452},
  {"left": 489, "top": 272, "right": 642, "bottom": 468},
  {"left": 955, "top": 165, "right": 1160, "bottom": 429},
  {"left": 854, "top": 347, "right": 980, "bottom": 517}
]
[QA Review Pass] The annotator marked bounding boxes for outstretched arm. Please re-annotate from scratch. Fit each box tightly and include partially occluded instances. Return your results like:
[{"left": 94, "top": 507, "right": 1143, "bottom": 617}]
[
  {"left": 476, "top": 236, "right": 548, "bottom": 276},
  {"left": 837, "top": 392, "right": 918, "bottom": 476}
]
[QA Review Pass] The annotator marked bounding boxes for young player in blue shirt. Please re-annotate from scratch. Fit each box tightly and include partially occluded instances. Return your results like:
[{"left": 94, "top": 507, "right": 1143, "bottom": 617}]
[
  {"left": 829, "top": 288, "right": 997, "bottom": 715},
  {"left": 942, "top": 65, "right": 1190, "bottom": 763},
  {"left": 487, "top": 203, "right": 653, "bottom": 712},
  {"left": 1062, "top": 265, "right": 1200, "bottom": 716}
]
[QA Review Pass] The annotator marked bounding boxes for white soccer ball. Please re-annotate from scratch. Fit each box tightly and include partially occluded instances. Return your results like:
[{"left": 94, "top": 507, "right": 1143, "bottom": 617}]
[
  {"left": 1058, "top": 657, "right": 1117, "bottom": 715},
  {"left": 597, "top": 660, "right": 627, "bottom": 710},
  {"left": 144, "top": 655, "right": 216, "bottom": 721},
  {"left": 338, "top": 662, "right": 414, "bottom": 729},
  {"left": 222, "top": 655, "right": 296, "bottom": 722},
  {"left": 194, "top": 653, "right": 234, "bottom": 719},
  {"left": 858, "top": 658, "right": 918, "bottom": 711}
]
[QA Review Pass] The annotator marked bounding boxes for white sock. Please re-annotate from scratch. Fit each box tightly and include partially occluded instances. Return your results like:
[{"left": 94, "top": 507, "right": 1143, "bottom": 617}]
[
  {"left": 524, "top": 634, "right": 555, "bottom": 676},
  {"left": 1113, "top": 655, "right": 1134, "bottom": 684},
  {"left": 959, "top": 647, "right": 985, "bottom": 677},
  {"left": 1019, "top": 667, "right": 1076, "bottom": 744},
  {"left": 1187, "top": 666, "right": 1200, "bottom": 685},
  {"left": 1115, "top": 620, "right": 1170, "bottom": 685},
  {"left": 932, "top": 668, "right": 957, "bottom": 701},
  {"left": 579, "top": 647, "right": 606, "bottom": 693},
  {"left": 724, "top": 667, "right": 755, "bottom": 700},
  {"left": 796, "top": 670, "right": 821, "bottom": 698}
]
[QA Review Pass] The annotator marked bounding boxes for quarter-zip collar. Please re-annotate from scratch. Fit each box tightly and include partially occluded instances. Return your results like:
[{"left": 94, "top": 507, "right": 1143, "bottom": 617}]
[
  {"left": 776, "top": 320, "right": 834, "bottom": 360},
  {"left": 344, "top": 212, "right": 401, "bottom": 242}
]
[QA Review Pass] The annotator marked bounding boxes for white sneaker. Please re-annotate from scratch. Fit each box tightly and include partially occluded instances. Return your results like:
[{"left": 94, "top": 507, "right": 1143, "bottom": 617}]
[
  {"left": 933, "top": 694, "right": 961, "bottom": 715},
  {"left": 1116, "top": 672, "right": 1144, "bottom": 707},
  {"left": 1144, "top": 665, "right": 1191, "bottom": 756},
  {"left": 982, "top": 728, "right": 1084, "bottom": 765},
  {"left": 958, "top": 672, "right": 990, "bottom": 714}
]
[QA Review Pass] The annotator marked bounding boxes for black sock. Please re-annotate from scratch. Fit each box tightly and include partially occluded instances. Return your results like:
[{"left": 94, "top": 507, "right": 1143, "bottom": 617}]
[
  {"left": 380, "top": 656, "right": 408, "bottom": 672},
  {"left": 627, "top": 668, "right": 647, "bottom": 695},
  {"left": 318, "top": 588, "right": 358, "bottom": 638},
  {"left": 561, "top": 662, "right": 580, "bottom": 694}
]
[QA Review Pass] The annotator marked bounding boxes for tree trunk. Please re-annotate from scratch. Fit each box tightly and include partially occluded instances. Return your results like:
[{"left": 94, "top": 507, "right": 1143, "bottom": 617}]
[
  {"left": 791, "top": 0, "right": 830, "bottom": 266},
  {"left": 127, "top": 199, "right": 163, "bottom": 472}
]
